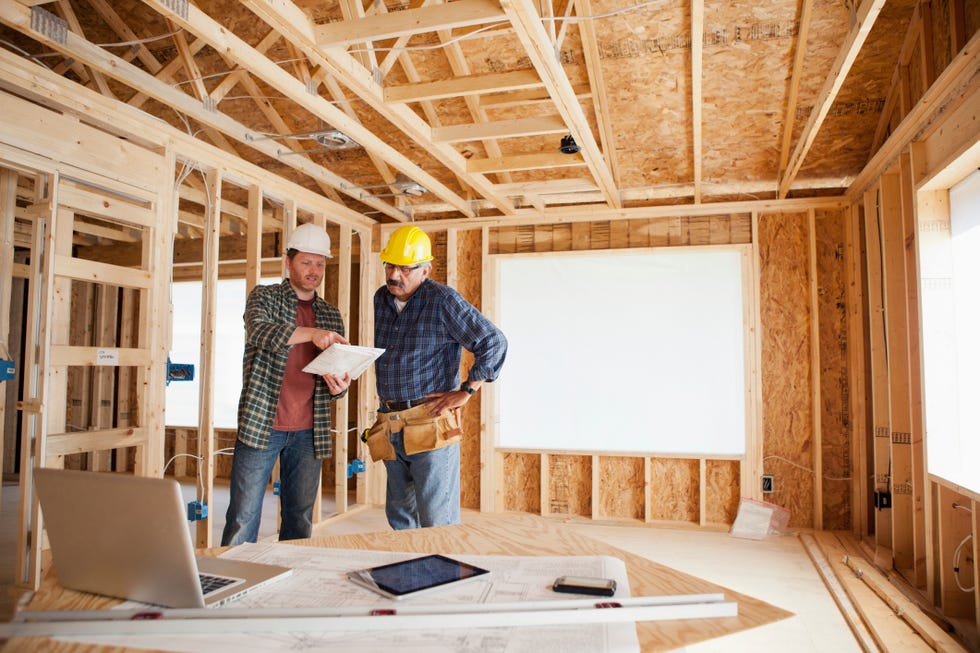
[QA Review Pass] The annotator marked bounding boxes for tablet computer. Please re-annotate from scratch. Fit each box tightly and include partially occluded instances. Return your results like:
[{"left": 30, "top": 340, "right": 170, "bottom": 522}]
[{"left": 346, "top": 554, "right": 490, "bottom": 600}]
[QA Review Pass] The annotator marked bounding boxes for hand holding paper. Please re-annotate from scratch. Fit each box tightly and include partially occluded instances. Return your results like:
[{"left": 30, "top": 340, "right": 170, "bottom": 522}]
[{"left": 302, "top": 344, "right": 385, "bottom": 380}]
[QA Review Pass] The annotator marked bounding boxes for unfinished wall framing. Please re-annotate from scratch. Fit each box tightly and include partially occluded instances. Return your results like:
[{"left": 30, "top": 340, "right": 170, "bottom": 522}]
[
  {"left": 0, "top": 62, "right": 377, "bottom": 585},
  {"left": 844, "top": 23, "right": 980, "bottom": 646}
]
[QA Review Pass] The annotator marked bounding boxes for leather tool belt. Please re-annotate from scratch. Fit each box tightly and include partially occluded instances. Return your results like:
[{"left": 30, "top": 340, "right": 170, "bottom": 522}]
[{"left": 362, "top": 404, "right": 463, "bottom": 461}]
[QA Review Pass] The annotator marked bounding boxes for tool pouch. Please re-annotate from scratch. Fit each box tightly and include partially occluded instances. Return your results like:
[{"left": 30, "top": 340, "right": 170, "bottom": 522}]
[
  {"left": 363, "top": 415, "right": 395, "bottom": 462},
  {"left": 401, "top": 406, "right": 463, "bottom": 455}
]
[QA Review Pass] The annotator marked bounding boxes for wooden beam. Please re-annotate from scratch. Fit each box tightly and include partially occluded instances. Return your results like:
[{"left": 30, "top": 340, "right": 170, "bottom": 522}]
[
  {"left": 500, "top": 0, "right": 619, "bottom": 208},
  {"left": 384, "top": 69, "right": 543, "bottom": 104},
  {"left": 432, "top": 116, "right": 568, "bottom": 144},
  {"left": 848, "top": 30, "right": 980, "bottom": 199},
  {"left": 467, "top": 151, "right": 586, "bottom": 174},
  {"left": 777, "top": 0, "right": 814, "bottom": 184},
  {"left": 241, "top": 0, "right": 514, "bottom": 216},
  {"left": 314, "top": 0, "right": 506, "bottom": 47},
  {"left": 195, "top": 167, "right": 221, "bottom": 548},
  {"left": 690, "top": 0, "right": 703, "bottom": 203},
  {"left": 0, "top": 1, "right": 389, "bottom": 223},
  {"left": 778, "top": 0, "right": 887, "bottom": 198},
  {"left": 142, "top": 0, "right": 480, "bottom": 218},
  {"left": 480, "top": 84, "right": 592, "bottom": 108},
  {"left": 807, "top": 209, "right": 822, "bottom": 530},
  {"left": 52, "top": 0, "right": 115, "bottom": 98},
  {"left": 576, "top": 0, "right": 619, "bottom": 189}
]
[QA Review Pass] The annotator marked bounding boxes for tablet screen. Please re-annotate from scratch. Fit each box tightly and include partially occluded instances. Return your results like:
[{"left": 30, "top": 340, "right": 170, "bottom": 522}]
[{"left": 352, "top": 554, "right": 490, "bottom": 597}]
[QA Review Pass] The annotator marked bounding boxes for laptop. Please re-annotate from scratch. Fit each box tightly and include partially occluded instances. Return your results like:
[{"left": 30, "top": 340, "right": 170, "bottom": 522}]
[{"left": 33, "top": 467, "right": 292, "bottom": 608}]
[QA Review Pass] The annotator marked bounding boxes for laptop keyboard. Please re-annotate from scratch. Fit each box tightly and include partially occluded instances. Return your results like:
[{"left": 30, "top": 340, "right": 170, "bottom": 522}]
[{"left": 199, "top": 573, "right": 240, "bottom": 596}]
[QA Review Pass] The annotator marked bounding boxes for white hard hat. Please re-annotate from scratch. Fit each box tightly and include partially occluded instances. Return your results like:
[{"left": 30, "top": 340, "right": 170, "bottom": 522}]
[{"left": 286, "top": 223, "right": 332, "bottom": 258}]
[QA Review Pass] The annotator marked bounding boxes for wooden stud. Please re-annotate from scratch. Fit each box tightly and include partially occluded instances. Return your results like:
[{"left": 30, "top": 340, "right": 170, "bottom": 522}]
[
  {"left": 879, "top": 172, "right": 915, "bottom": 574},
  {"left": 194, "top": 167, "right": 221, "bottom": 548},
  {"left": 808, "top": 209, "right": 824, "bottom": 530},
  {"left": 863, "top": 186, "right": 893, "bottom": 563}
]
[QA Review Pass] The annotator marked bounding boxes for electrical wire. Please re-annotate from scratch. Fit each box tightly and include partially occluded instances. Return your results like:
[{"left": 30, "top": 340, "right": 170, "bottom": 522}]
[
  {"left": 0, "top": 39, "right": 51, "bottom": 69},
  {"left": 539, "top": 0, "right": 669, "bottom": 23},
  {"left": 762, "top": 454, "right": 852, "bottom": 481},
  {"left": 953, "top": 533, "right": 975, "bottom": 592},
  {"left": 93, "top": 30, "right": 182, "bottom": 48}
]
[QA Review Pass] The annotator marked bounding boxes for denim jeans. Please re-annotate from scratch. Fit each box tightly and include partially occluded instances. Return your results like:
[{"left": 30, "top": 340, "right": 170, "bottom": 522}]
[
  {"left": 221, "top": 429, "right": 322, "bottom": 545},
  {"left": 383, "top": 429, "right": 460, "bottom": 530}
]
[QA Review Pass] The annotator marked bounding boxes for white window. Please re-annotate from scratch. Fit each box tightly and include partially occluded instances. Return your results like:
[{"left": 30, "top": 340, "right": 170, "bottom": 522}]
[
  {"left": 925, "top": 169, "right": 980, "bottom": 493},
  {"left": 165, "top": 278, "right": 274, "bottom": 428}
]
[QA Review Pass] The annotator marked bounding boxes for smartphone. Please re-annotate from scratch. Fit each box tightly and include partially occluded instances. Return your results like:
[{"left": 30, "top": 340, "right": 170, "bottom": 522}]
[{"left": 552, "top": 575, "right": 617, "bottom": 597}]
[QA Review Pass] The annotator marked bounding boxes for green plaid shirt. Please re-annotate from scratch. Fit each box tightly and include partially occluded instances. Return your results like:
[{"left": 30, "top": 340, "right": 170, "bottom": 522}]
[{"left": 237, "top": 279, "right": 346, "bottom": 458}]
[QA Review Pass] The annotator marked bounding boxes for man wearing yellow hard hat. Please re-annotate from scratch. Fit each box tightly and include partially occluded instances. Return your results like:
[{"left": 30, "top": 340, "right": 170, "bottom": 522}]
[{"left": 365, "top": 225, "right": 507, "bottom": 529}]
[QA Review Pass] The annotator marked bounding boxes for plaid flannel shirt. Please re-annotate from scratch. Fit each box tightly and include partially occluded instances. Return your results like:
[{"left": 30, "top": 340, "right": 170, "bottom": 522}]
[
  {"left": 237, "top": 279, "right": 346, "bottom": 458},
  {"left": 374, "top": 278, "right": 507, "bottom": 402}
]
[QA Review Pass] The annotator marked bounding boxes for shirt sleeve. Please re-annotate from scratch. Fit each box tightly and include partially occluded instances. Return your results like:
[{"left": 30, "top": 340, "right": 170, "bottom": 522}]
[
  {"left": 244, "top": 285, "right": 296, "bottom": 352},
  {"left": 442, "top": 289, "right": 508, "bottom": 383}
]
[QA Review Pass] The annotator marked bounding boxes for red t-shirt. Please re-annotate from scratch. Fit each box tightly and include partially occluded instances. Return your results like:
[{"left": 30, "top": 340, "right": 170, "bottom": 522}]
[{"left": 273, "top": 299, "right": 316, "bottom": 431}]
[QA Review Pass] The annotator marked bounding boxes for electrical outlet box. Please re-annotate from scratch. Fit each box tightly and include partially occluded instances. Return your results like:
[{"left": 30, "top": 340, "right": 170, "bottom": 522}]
[
  {"left": 0, "top": 359, "right": 14, "bottom": 382},
  {"left": 273, "top": 480, "right": 281, "bottom": 496},
  {"left": 347, "top": 459, "right": 366, "bottom": 478},
  {"left": 874, "top": 490, "right": 891, "bottom": 510},
  {"left": 187, "top": 500, "right": 208, "bottom": 521},
  {"left": 762, "top": 475, "right": 774, "bottom": 494}
]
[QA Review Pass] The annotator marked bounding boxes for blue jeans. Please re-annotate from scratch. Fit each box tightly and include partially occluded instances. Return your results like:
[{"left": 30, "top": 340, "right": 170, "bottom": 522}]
[
  {"left": 383, "top": 430, "right": 460, "bottom": 530},
  {"left": 221, "top": 429, "right": 322, "bottom": 545}
]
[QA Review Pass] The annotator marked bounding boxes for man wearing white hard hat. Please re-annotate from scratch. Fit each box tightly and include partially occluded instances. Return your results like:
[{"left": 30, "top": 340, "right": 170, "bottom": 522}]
[{"left": 222, "top": 223, "right": 351, "bottom": 545}]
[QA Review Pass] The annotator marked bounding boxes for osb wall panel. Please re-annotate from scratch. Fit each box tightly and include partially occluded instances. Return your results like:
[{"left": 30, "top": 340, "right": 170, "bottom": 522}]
[
  {"left": 547, "top": 455, "right": 593, "bottom": 517},
  {"left": 489, "top": 214, "right": 751, "bottom": 254},
  {"left": 456, "top": 229, "right": 484, "bottom": 510},
  {"left": 816, "top": 208, "right": 851, "bottom": 530},
  {"left": 649, "top": 458, "right": 700, "bottom": 523},
  {"left": 704, "top": 460, "right": 741, "bottom": 524},
  {"left": 597, "top": 457, "right": 644, "bottom": 521},
  {"left": 759, "top": 211, "right": 814, "bottom": 528},
  {"left": 503, "top": 452, "right": 540, "bottom": 514}
]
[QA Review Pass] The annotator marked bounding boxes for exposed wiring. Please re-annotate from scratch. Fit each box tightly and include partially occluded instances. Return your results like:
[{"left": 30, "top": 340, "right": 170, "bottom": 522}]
[
  {"left": 348, "top": 21, "right": 508, "bottom": 54},
  {"left": 764, "top": 456, "right": 811, "bottom": 472},
  {"left": 952, "top": 502, "right": 973, "bottom": 513},
  {"left": 762, "top": 455, "right": 852, "bottom": 481},
  {"left": 539, "top": 0, "right": 668, "bottom": 23},
  {"left": 953, "top": 533, "right": 975, "bottom": 592},
  {"left": 170, "top": 57, "right": 309, "bottom": 89},
  {"left": 163, "top": 452, "right": 205, "bottom": 498},
  {"left": 0, "top": 39, "right": 51, "bottom": 69},
  {"left": 93, "top": 30, "right": 182, "bottom": 48}
]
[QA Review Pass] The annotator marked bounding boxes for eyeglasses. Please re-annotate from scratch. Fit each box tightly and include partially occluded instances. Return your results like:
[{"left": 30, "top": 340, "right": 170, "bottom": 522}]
[{"left": 384, "top": 262, "right": 422, "bottom": 275}]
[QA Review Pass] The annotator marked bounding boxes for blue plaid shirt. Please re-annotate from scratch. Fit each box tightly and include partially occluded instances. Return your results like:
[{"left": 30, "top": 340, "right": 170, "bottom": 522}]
[{"left": 374, "top": 279, "right": 507, "bottom": 402}]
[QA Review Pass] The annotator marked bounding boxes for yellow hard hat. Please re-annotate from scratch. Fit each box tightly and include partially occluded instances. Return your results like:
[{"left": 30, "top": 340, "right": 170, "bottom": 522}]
[{"left": 380, "top": 226, "right": 433, "bottom": 266}]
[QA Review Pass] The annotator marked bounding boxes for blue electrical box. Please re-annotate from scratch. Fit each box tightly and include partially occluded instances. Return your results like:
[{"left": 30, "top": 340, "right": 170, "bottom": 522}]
[
  {"left": 347, "top": 459, "right": 366, "bottom": 478},
  {"left": 0, "top": 359, "right": 14, "bottom": 382},
  {"left": 187, "top": 500, "right": 208, "bottom": 521},
  {"left": 166, "top": 358, "right": 195, "bottom": 385}
]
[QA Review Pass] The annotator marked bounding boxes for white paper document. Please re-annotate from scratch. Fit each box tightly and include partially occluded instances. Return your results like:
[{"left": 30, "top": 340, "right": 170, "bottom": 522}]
[
  {"left": 302, "top": 344, "right": 384, "bottom": 380},
  {"left": 62, "top": 543, "right": 640, "bottom": 653}
]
